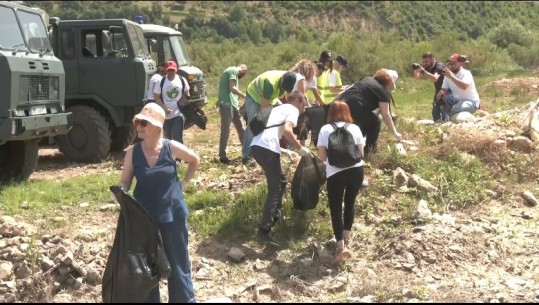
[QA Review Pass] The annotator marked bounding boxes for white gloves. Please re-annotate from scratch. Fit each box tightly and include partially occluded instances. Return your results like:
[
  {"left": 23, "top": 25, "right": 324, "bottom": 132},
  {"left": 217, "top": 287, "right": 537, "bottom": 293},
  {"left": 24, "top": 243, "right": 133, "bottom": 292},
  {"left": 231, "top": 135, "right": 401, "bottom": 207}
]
[{"left": 298, "top": 146, "right": 311, "bottom": 157}]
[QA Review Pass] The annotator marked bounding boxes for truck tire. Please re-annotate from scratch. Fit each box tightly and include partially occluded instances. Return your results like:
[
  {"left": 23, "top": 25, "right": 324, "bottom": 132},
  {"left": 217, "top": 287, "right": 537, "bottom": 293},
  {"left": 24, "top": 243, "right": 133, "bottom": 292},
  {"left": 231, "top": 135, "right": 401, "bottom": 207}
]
[
  {"left": 56, "top": 105, "right": 111, "bottom": 163},
  {"left": 0, "top": 139, "right": 39, "bottom": 182},
  {"left": 110, "top": 124, "right": 136, "bottom": 152}
]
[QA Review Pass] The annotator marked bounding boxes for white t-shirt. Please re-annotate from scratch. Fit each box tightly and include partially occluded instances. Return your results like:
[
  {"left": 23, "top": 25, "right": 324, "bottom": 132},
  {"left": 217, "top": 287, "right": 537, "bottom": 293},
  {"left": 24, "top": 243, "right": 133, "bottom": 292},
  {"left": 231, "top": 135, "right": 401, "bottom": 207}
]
[
  {"left": 153, "top": 75, "right": 190, "bottom": 119},
  {"left": 292, "top": 73, "right": 306, "bottom": 93},
  {"left": 317, "top": 122, "right": 365, "bottom": 178},
  {"left": 327, "top": 70, "right": 340, "bottom": 87},
  {"left": 441, "top": 68, "right": 480, "bottom": 107},
  {"left": 308, "top": 77, "right": 317, "bottom": 89},
  {"left": 146, "top": 73, "right": 162, "bottom": 101},
  {"left": 250, "top": 103, "right": 299, "bottom": 154}
]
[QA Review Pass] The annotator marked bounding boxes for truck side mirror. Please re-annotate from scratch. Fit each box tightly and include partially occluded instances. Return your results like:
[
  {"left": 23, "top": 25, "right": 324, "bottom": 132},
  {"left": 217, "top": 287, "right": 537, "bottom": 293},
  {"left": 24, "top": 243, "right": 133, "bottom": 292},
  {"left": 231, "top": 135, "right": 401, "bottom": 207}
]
[{"left": 49, "top": 17, "right": 59, "bottom": 26}]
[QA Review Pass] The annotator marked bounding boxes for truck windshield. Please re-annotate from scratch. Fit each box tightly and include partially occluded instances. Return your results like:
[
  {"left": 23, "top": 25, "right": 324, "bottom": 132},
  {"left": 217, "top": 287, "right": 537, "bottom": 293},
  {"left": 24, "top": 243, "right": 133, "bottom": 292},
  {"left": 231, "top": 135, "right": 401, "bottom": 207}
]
[
  {"left": 17, "top": 10, "right": 52, "bottom": 53},
  {"left": 127, "top": 24, "right": 150, "bottom": 58},
  {"left": 169, "top": 35, "right": 190, "bottom": 66},
  {"left": 0, "top": 6, "right": 26, "bottom": 51}
]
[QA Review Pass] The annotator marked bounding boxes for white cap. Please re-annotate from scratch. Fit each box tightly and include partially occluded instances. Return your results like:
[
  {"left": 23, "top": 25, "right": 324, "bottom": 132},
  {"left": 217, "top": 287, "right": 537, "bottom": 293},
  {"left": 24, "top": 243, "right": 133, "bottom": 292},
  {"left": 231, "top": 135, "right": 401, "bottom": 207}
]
[{"left": 384, "top": 69, "right": 399, "bottom": 90}]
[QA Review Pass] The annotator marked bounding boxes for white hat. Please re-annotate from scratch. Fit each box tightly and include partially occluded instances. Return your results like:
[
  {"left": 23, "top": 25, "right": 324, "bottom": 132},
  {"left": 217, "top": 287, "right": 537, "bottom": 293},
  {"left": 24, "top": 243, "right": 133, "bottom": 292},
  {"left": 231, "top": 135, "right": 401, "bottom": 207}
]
[
  {"left": 133, "top": 103, "right": 165, "bottom": 129},
  {"left": 384, "top": 69, "right": 399, "bottom": 90}
]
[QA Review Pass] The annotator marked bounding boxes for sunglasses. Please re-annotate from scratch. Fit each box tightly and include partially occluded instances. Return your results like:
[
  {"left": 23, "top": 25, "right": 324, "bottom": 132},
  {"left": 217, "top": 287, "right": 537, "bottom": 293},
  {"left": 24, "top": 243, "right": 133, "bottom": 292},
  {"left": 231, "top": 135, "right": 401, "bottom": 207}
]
[{"left": 134, "top": 119, "right": 149, "bottom": 127}]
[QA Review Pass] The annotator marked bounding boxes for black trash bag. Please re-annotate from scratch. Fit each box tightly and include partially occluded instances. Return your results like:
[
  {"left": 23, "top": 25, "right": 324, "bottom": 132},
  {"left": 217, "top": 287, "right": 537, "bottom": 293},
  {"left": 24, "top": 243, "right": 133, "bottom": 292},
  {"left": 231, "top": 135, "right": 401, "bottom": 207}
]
[
  {"left": 102, "top": 186, "right": 171, "bottom": 303},
  {"left": 305, "top": 105, "right": 330, "bottom": 146},
  {"left": 291, "top": 154, "right": 326, "bottom": 211}
]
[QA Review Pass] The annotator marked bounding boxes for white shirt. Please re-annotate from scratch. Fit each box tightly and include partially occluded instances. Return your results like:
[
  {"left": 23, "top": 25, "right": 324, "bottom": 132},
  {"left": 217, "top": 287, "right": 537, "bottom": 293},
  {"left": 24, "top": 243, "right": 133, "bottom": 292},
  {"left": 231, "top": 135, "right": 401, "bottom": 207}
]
[
  {"left": 441, "top": 67, "right": 480, "bottom": 106},
  {"left": 146, "top": 73, "right": 162, "bottom": 101},
  {"left": 327, "top": 70, "right": 340, "bottom": 87},
  {"left": 292, "top": 73, "right": 306, "bottom": 93},
  {"left": 250, "top": 103, "right": 299, "bottom": 154},
  {"left": 317, "top": 122, "right": 365, "bottom": 178},
  {"left": 153, "top": 75, "right": 190, "bottom": 119}
]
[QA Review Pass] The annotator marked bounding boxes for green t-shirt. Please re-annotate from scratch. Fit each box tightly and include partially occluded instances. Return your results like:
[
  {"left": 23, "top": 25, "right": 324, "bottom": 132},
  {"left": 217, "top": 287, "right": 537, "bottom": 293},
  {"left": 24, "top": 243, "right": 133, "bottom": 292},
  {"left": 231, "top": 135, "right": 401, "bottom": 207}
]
[{"left": 217, "top": 66, "right": 241, "bottom": 109}]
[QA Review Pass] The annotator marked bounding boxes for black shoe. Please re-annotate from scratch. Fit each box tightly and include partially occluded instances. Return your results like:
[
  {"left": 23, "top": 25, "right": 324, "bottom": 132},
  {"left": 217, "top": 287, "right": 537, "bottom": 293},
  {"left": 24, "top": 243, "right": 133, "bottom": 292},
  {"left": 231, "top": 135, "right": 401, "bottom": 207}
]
[
  {"left": 242, "top": 158, "right": 256, "bottom": 167},
  {"left": 255, "top": 230, "right": 281, "bottom": 247},
  {"left": 219, "top": 157, "right": 231, "bottom": 164}
]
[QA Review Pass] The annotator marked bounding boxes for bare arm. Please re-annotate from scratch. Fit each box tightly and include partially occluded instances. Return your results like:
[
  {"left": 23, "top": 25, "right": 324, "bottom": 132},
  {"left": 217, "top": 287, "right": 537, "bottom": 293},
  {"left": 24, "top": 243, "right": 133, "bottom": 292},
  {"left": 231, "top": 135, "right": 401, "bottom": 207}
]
[
  {"left": 170, "top": 140, "right": 200, "bottom": 184},
  {"left": 260, "top": 98, "right": 271, "bottom": 109},
  {"left": 229, "top": 79, "right": 246, "bottom": 99},
  {"left": 443, "top": 68, "right": 469, "bottom": 90},
  {"left": 380, "top": 102, "right": 401, "bottom": 141},
  {"left": 296, "top": 79, "right": 307, "bottom": 94},
  {"left": 282, "top": 121, "right": 302, "bottom": 150},
  {"left": 311, "top": 88, "right": 324, "bottom": 106},
  {"left": 118, "top": 146, "right": 135, "bottom": 192},
  {"left": 317, "top": 146, "right": 327, "bottom": 162}
]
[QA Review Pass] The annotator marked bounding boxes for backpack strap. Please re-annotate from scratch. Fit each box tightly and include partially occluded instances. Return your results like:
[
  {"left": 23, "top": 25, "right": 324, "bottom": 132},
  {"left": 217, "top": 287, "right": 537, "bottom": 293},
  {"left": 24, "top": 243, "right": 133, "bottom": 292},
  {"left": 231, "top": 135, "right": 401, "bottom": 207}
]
[
  {"left": 160, "top": 76, "right": 166, "bottom": 99},
  {"left": 330, "top": 123, "right": 337, "bottom": 130},
  {"left": 343, "top": 123, "right": 350, "bottom": 129}
]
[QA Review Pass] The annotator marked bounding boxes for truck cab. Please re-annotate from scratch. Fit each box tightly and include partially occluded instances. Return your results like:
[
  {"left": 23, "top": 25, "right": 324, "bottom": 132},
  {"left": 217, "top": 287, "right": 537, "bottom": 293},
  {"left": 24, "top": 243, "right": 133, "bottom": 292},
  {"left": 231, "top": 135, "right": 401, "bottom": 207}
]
[
  {"left": 139, "top": 23, "right": 207, "bottom": 130},
  {"left": 49, "top": 18, "right": 156, "bottom": 163},
  {"left": 0, "top": 1, "right": 72, "bottom": 181}
]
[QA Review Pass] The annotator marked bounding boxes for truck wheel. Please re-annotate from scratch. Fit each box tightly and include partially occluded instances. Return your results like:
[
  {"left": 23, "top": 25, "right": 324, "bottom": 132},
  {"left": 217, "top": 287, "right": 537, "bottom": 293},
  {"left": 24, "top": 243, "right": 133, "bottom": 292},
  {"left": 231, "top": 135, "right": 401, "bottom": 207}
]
[
  {"left": 56, "top": 105, "right": 111, "bottom": 163},
  {"left": 110, "top": 124, "right": 136, "bottom": 151},
  {"left": 0, "top": 139, "right": 39, "bottom": 182}
]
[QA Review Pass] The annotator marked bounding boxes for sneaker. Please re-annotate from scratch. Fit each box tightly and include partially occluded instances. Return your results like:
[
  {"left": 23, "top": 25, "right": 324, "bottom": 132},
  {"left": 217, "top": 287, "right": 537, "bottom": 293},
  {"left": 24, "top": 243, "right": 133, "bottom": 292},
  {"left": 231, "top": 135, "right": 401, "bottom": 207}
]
[
  {"left": 255, "top": 230, "right": 281, "bottom": 247},
  {"left": 361, "top": 179, "right": 369, "bottom": 188},
  {"left": 242, "top": 158, "right": 256, "bottom": 167},
  {"left": 219, "top": 157, "right": 231, "bottom": 164}
]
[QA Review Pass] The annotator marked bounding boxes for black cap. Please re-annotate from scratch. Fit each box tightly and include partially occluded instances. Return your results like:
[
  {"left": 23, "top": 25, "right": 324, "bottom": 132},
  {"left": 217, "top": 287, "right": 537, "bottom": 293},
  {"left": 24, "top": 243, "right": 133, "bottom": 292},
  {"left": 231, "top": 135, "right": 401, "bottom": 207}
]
[
  {"left": 319, "top": 51, "right": 332, "bottom": 62},
  {"left": 281, "top": 72, "right": 297, "bottom": 92},
  {"left": 336, "top": 55, "right": 349, "bottom": 68}
]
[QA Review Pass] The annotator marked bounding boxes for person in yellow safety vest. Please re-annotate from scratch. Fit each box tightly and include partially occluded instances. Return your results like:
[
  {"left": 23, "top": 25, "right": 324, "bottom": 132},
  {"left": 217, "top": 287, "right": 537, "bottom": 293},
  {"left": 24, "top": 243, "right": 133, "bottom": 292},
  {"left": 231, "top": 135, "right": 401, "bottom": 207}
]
[
  {"left": 241, "top": 70, "right": 304, "bottom": 165},
  {"left": 317, "top": 51, "right": 333, "bottom": 104},
  {"left": 324, "top": 55, "right": 349, "bottom": 103}
]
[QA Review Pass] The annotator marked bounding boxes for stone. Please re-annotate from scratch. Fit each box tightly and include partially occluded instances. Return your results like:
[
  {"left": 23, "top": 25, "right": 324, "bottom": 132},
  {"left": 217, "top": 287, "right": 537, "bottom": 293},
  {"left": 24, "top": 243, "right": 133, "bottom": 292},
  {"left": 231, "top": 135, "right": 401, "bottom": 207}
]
[
  {"left": 227, "top": 247, "right": 245, "bottom": 263},
  {"left": 15, "top": 263, "right": 31, "bottom": 279},
  {"left": 65, "top": 276, "right": 75, "bottom": 286},
  {"left": 417, "top": 120, "right": 435, "bottom": 125},
  {"left": 0, "top": 216, "right": 16, "bottom": 224},
  {"left": 72, "top": 278, "right": 83, "bottom": 290},
  {"left": 100, "top": 204, "right": 119, "bottom": 211},
  {"left": 413, "top": 226, "right": 427, "bottom": 233},
  {"left": 474, "top": 280, "right": 488, "bottom": 288},
  {"left": 485, "top": 189, "right": 497, "bottom": 197},
  {"left": 505, "top": 277, "right": 527, "bottom": 289},
  {"left": 0, "top": 261, "right": 13, "bottom": 281},
  {"left": 71, "top": 261, "right": 87, "bottom": 277},
  {"left": 79, "top": 202, "right": 89, "bottom": 208},
  {"left": 86, "top": 270, "right": 102, "bottom": 285},
  {"left": 204, "top": 297, "right": 233, "bottom": 303},
  {"left": 61, "top": 251, "right": 74, "bottom": 266},
  {"left": 395, "top": 143, "right": 407, "bottom": 155},
  {"left": 300, "top": 258, "right": 313, "bottom": 267},
  {"left": 413, "top": 200, "right": 432, "bottom": 220},
  {"left": 408, "top": 175, "right": 438, "bottom": 192},
  {"left": 41, "top": 257, "right": 55, "bottom": 271},
  {"left": 449, "top": 245, "right": 463, "bottom": 253},
  {"left": 451, "top": 112, "right": 475, "bottom": 123},
  {"left": 402, "top": 263, "right": 415, "bottom": 271},
  {"left": 358, "top": 295, "right": 376, "bottom": 303},
  {"left": 57, "top": 264, "right": 70, "bottom": 276},
  {"left": 393, "top": 167, "right": 409, "bottom": 188},
  {"left": 522, "top": 191, "right": 538, "bottom": 207},
  {"left": 402, "top": 289, "right": 419, "bottom": 298}
]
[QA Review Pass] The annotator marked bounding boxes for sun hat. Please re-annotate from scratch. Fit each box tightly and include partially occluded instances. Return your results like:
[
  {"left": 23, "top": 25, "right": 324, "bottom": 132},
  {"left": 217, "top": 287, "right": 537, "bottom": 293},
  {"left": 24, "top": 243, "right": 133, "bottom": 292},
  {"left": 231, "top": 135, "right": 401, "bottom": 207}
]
[
  {"left": 383, "top": 69, "right": 399, "bottom": 90},
  {"left": 133, "top": 103, "right": 165, "bottom": 129}
]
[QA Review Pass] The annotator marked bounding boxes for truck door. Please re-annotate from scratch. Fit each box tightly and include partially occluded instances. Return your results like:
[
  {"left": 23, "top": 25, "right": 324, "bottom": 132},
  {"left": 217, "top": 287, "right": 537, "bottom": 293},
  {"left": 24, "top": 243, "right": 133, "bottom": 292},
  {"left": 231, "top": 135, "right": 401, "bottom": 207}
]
[
  {"left": 78, "top": 28, "right": 136, "bottom": 108},
  {"left": 59, "top": 28, "right": 79, "bottom": 94}
]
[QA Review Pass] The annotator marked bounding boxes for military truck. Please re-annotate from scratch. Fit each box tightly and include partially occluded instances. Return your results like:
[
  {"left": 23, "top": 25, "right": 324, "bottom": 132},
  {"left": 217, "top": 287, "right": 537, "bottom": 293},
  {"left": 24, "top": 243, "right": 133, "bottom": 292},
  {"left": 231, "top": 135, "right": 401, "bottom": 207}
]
[
  {"left": 138, "top": 22, "right": 207, "bottom": 130},
  {"left": 48, "top": 18, "right": 156, "bottom": 163},
  {"left": 0, "top": 1, "right": 72, "bottom": 182}
]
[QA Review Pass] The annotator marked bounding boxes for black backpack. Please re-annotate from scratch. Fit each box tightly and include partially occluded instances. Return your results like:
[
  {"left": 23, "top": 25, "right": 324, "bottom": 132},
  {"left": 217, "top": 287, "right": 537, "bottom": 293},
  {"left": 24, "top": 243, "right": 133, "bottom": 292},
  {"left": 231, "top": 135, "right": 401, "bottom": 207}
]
[
  {"left": 249, "top": 105, "right": 284, "bottom": 136},
  {"left": 327, "top": 123, "right": 361, "bottom": 168}
]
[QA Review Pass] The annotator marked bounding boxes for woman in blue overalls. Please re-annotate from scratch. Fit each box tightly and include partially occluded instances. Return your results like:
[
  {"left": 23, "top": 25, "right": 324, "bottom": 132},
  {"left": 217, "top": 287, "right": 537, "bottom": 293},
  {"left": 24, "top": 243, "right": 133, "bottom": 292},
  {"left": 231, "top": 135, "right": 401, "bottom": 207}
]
[{"left": 118, "top": 102, "right": 200, "bottom": 303}]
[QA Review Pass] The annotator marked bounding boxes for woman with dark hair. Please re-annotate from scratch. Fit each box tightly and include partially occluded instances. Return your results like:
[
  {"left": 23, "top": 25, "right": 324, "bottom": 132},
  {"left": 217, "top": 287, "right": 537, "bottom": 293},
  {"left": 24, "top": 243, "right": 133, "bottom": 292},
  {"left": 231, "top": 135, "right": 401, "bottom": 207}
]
[
  {"left": 338, "top": 69, "right": 402, "bottom": 157},
  {"left": 317, "top": 100, "right": 365, "bottom": 262}
]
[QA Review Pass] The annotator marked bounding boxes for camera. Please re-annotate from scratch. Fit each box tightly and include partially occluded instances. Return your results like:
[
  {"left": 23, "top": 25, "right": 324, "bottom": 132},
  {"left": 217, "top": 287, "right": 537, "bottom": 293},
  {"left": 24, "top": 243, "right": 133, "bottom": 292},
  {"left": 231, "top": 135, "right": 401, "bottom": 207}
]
[{"left": 412, "top": 63, "right": 422, "bottom": 70}]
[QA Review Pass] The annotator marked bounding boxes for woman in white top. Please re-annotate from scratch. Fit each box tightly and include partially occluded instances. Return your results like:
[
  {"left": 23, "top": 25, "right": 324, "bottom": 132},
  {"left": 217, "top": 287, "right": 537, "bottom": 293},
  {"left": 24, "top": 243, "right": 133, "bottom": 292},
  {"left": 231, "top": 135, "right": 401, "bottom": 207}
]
[{"left": 317, "top": 100, "right": 365, "bottom": 262}]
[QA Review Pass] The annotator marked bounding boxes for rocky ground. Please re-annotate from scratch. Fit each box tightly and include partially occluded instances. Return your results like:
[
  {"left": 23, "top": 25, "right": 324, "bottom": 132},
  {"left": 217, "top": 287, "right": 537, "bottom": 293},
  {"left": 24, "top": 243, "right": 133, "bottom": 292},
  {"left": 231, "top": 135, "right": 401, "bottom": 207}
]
[{"left": 1, "top": 79, "right": 539, "bottom": 303}]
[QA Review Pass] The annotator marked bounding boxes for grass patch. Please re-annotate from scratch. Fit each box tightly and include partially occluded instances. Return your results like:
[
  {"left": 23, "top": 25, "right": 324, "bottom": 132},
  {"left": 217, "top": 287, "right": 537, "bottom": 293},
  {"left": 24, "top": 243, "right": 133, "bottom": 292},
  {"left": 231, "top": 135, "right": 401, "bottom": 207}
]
[{"left": 0, "top": 173, "right": 119, "bottom": 218}]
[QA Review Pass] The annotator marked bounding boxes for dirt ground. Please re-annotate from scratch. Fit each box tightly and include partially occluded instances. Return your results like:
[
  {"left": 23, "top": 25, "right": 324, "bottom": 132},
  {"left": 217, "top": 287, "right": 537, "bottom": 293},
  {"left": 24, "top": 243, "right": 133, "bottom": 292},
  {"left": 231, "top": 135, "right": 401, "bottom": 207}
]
[{"left": 3, "top": 77, "right": 539, "bottom": 303}]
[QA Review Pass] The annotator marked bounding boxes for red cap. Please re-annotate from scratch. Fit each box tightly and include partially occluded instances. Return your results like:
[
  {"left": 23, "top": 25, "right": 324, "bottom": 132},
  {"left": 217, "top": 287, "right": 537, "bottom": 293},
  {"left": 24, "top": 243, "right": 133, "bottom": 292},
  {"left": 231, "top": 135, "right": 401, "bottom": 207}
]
[
  {"left": 450, "top": 53, "right": 459, "bottom": 62},
  {"left": 165, "top": 60, "right": 178, "bottom": 71}
]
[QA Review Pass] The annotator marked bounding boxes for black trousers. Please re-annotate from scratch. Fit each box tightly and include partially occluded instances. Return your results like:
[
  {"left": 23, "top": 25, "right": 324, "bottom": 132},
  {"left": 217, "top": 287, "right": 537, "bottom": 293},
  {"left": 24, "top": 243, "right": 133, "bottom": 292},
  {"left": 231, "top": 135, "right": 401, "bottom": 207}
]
[
  {"left": 251, "top": 145, "right": 288, "bottom": 233},
  {"left": 353, "top": 110, "right": 381, "bottom": 157},
  {"left": 326, "top": 166, "right": 364, "bottom": 242}
]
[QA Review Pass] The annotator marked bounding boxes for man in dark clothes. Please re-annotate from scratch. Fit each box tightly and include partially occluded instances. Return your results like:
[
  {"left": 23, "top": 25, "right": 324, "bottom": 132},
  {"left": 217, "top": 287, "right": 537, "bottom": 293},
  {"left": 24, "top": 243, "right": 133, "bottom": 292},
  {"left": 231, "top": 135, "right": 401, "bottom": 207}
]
[{"left": 413, "top": 52, "right": 447, "bottom": 121}]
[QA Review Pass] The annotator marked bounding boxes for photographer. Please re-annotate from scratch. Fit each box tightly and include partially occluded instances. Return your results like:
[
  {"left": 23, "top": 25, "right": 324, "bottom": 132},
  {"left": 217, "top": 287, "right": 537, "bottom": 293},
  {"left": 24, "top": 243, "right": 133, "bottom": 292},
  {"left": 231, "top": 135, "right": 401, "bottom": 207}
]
[
  {"left": 412, "top": 52, "right": 446, "bottom": 121},
  {"left": 436, "top": 53, "right": 480, "bottom": 121}
]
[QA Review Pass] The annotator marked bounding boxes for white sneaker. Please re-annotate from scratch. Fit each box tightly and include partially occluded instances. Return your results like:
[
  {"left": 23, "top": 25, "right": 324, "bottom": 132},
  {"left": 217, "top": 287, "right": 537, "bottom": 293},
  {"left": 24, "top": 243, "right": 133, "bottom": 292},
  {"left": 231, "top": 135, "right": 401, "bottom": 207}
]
[{"left": 361, "top": 179, "right": 369, "bottom": 188}]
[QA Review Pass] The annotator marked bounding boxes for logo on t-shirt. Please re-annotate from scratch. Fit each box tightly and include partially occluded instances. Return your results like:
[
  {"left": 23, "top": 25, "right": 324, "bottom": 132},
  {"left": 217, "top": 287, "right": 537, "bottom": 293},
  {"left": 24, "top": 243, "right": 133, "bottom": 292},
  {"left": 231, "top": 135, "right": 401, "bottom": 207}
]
[{"left": 166, "top": 85, "right": 180, "bottom": 100}]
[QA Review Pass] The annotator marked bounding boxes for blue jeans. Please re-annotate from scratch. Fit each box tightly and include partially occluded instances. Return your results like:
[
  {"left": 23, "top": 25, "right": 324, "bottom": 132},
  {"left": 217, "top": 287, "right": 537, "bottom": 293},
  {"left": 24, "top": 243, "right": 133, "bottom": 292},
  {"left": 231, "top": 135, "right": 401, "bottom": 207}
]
[
  {"left": 431, "top": 93, "right": 445, "bottom": 121},
  {"left": 442, "top": 93, "right": 478, "bottom": 120},
  {"left": 163, "top": 114, "right": 185, "bottom": 144},
  {"left": 146, "top": 209, "right": 195, "bottom": 303},
  {"left": 242, "top": 95, "right": 261, "bottom": 160}
]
